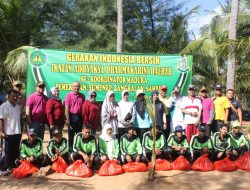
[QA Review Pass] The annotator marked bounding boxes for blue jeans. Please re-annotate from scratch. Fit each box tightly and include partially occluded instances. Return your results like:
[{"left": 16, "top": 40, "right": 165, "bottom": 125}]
[{"left": 29, "top": 123, "right": 45, "bottom": 140}]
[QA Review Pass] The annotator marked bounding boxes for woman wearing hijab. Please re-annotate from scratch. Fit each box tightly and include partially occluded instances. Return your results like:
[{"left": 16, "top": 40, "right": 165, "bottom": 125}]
[
  {"left": 117, "top": 90, "right": 135, "bottom": 140},
  {"left": 46, "top": 87, "right": 65, "bottom": 138},
  {"left": 134, "top": 89, "right": 152, "bottom": 141},
  {"left": 101, "top": 91, "right": 120, "bottom": 137},
  {"left": 82, "top": 90, "right": 100, "bottom": 135},
  {"left": 149, "top": 90, "right": 168, "bottom": 138},
  {"left": 98, "top": 124, "right": 119, "bottom": 164}
]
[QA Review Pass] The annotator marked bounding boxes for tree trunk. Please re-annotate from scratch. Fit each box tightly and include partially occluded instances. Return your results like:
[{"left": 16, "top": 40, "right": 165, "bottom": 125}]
[
  {"left": 226, "top": 0, "right": 239, "bottom": 90},
  {"left": 117, "top": 0, "right": 123, "bottom": 53},
  {"left": 148, "top": 0, "right": 155, "bottom": 38}
]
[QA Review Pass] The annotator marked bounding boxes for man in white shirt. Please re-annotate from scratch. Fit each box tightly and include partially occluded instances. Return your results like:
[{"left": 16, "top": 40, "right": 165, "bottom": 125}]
[
  {"left": 0, "top": 89, "right": 22, "bottom": 175},
  {"left": 181, "top": 85, "right": 202, "bottom": 143}
]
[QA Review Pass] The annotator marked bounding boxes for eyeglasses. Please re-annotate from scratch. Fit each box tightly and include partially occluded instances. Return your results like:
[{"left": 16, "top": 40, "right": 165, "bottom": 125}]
[{"left": 91, "top": 94, "right": 97, "bottom": 97}]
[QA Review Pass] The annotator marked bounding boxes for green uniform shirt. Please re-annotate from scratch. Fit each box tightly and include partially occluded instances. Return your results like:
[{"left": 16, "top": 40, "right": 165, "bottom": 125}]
[
  {"left": 47, "top": 138, "right": 68, "bottom": 158},
  {"left": 20, "top": 138, "right": 43, "bottom": 159},
  {"left": 98, "top": 137, "right": 119, "bottom": 158},
  {"left": 167, "top": 134, "right": 189, "bottom": 148},
  {"left": 213, "top": 132, "right": 232, "bottom": 152},
  {"left": 190, "top": 135, "right": 213, "bottom": 151},
  {"left": 142, "top": 131, "right": 166, "bottom": 152},
  {"left": 73, "top": 133, "right": 97, "bottom": 155},
  {"left": 120, "top": 134, "right": 142, "bottom": 155},
  {"left": 228, "top": 131, "right": 250, "bottom": 150}
]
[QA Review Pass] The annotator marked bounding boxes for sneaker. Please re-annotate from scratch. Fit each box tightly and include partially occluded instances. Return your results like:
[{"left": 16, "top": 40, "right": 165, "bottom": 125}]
[{"left": 0, "top": 170, "right": 9, "bottom": 176}]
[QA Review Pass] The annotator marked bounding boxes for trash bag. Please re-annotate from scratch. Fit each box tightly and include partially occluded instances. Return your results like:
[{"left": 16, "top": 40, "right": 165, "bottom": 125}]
[
  {"left": 192, "top": 154, "right": 214, "bottom": 172},
  {"left": 172, "top": 155, "right": 191, "bottom": 170},
  {"left": 214, "top": 156, "right": 237, "bottom": 172},
  {"left": 234, "top": 152, "right": 250, "bottom": 171},
  {"left": 122, "top": 162, "right": 148, "bottom": 172},
  {"left": 148, "top": 159, "right": 172, "bottom": 171},
  {"left": 97, "top": 160, "right": 124, "bottom": 176},
  {"left": 65, "top": 160, "right": 92, "bottom": 177},
  {"left": 51, "top": 156, "right": 68, "bottom": 173},
  {"left": 13, "top": 160, "right": 39, "bottom": 179}
]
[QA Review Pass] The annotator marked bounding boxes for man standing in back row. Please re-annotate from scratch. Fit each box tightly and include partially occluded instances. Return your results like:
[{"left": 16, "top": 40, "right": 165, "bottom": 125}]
[{"left": 65, "top": 81, "right": 85, "bottom": 152}]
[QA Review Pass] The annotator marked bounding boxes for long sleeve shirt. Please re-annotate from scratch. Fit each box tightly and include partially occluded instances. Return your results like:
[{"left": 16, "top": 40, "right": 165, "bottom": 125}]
[
  {"left": 167, "top": 134, "right": 189, "bottom": 148},
  {"left": 120, "top": 134, "right": 142, "bottom": 156},
  {"left": 47, "top": 138, "right": 68, "bottom": 158},
  {"left": 228, "top": 132, "right": 249, "bottom": 150},
  {"left": 46, "top": 98, "right": 65, "bottom": 126},
  {"left": 98, "top": 137, "right": 119, "bottom": 159},
  {"left": 142, "top": 131, "right": 166, "bottom": 152},
  {"left": 213, "top": 132, "right": 232, "bottom": 152},
  {"left": 73, "top": 133, "right": 97, "bottom": 155},
  {"left": 190, "top": 135, "right": 213, "bottom": 151},
  {"left": 20, "top": 138, "right": 43, "bottom": 159}
]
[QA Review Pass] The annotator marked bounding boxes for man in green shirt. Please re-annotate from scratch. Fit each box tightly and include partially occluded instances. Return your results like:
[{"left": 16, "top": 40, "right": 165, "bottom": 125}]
[
  {"left": 47, "top": 129, "right": 69, "bottom": 164},
  {"left": 229, "top": 121, "right": 249, "bottom": 158},
  {"left": 213, "top": 125, "right": 233, "bottom": 160},
  {"left": 167, "top": 126, "right": 190, "bottom": 161},
  {"left": 16, "top": 128, "right": 45, "bottom": 167},
  {"left": 142, "top": 125, "right": 167, "bottom": 161},
  {"left": 190, "top": 125, "right": 214, "bottom": 162},
  {"left": 120, "top": 125, "right": 145, "bottom": 163},
  {"left": 71, "top": 125, "right": 97, "bottom": 168}
]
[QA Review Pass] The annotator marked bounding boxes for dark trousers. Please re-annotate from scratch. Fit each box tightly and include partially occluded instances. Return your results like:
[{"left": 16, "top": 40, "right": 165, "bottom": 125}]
[
  {"left": 70, "top": 152, "right": 98, "bottom": 167},
  {"left": 144, "top": 149, "right": 168, "bottom": 162},
  {"left": 118, "top": 128, "right": 128, "bottom": 142},
  {"left": 68, "top": 114, "right": 82, "bottom": 152},
  {"left": 49, "top": 125, "right": 64, "bottom": 139},
  {"left": 211, "top": 120, "right": 224, "bottom": 134},
  {"left": 29, "top": 123, "right": 46, "bottom": 140},
  {"left": 121, "top": 153, "right": 146, "bottom": 164},
  {"left": 46, "top": 153, "right": 70, "bottom": 165},
  {"left": 166, "top": 147, "right": 191, "bottom": 162},
  {"left": 235, "top": 145, "right": 249, "bottom": 156},
  {"left": 136, "top": 128, "right": 150, "bottom": 142},
  {"left": 0, "top": 134, "right": 22, "bottom": 170},
  {"left": 16, "top": 155, "right": 46, "bottom": 168},
  {"left": 201, "top": 123, "right": 211, "bottom": 136},
  {"left": 193, "top": 150, "right": 215, "bottom": 162}
]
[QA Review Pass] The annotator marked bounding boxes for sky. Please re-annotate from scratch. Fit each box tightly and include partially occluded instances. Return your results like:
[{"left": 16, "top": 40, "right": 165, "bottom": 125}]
[{"left": 178, "top": 0, "right": 226, "bottom": 39}]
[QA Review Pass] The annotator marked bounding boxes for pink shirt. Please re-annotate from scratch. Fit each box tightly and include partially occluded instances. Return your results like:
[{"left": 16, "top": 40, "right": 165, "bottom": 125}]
[
  {"left": 65, "top": 91, "right": 85, "bottom": 114},
  {"left": 26, "top": 93, "right": 48, "bottom": 123},
  {"left": 201, "top": 97, "right": 214, "bottom": 124}
]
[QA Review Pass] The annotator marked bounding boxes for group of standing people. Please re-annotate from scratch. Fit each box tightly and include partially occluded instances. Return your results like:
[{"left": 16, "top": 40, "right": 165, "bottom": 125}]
[{"left": 0, "top": 80, "right": 248, "bottom": 176}]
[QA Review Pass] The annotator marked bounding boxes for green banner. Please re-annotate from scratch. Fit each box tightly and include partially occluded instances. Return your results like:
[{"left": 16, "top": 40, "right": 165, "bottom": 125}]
[{"left": 26, "top": 48, "right": 192, "bottom": 101}]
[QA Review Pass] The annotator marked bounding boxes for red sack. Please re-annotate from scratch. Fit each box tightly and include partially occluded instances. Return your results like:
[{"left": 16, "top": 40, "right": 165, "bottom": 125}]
[
  {"left": 65, "top": 160, "right": 92, "bottom": 177},
  {"left": 148, "top": 159, "right": 172, "bottom": 171},
  {"left": 97, "top": 160, "right": 124, "bottom": 176},
  {"left": 192, "top": 154, "right": 214, "bottom": 172},
  {"left": 172, "top": 156, "right": 191, "bottom": 170},
  {"left": 122, "top": 162, "right": 148, "bottom": 172},
  {"left": 234, "top": 152, "right": 250, "bottom": 171},
  {"left": 214, "top": 156, "right": 237, "bottom": 172},
  {"left": 51, "top": 156, "right": 68, "bottom": 173},
  {"left": 13, "top": 160, "right": 39, "bottom": 179}
]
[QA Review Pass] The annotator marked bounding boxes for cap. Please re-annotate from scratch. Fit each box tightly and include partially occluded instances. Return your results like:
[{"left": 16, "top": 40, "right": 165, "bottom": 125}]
[
  {"left": 200, "top": 86, "right": 207, "bottom": 92},
  {"left": 188, "top": 85, "right": 196, "bottom": 90},
  {"left": 215, "top": 84, "right": 222, "bottom": 90},
  {"left": 232, "top": 121, "right": 241, "bottom": 128},
  {"left": 28, "top": 128, "right": 36, "bottom": 136},
  {"left": 160, "top": 85, "right": 168, "bottom": 90},
  {"left": 198, "top": 125, "right": 206, "bottom": 131},
  {"left": 36, "top": 81, "right": 46, "bottom": 87},
  {"left": 53, "top": 128, "right": 62, "bottom": 135},
  {"left": 13, "top": 80, "right": 22, "bottom": 86},
  {"left": 175, "top": 126, "right": 184, "bottom": 132},
  {"left": 173, "top": 87, "right": 180, "bottom": 92},
  {"left": 136, "top": 89, "right": 145, "bottom": 97}
]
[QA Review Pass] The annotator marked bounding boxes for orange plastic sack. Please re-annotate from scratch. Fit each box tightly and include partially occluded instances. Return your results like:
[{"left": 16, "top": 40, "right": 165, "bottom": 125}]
[
  {"left": 192, "top": 154, "right": 214, "bottom": 172},
  {"left": 51, "top": 156, "right": 68, "bottom": 173},
  {"left": 234, "top": 152, "right": 250, "bottom": 171},
  {"left": 13, "top": 160, "right": 39, "bottom": 179},
  {"left": 122, "top": 162, "right": 148, "bottom": 172},
  {"left": 65, "top": 160, "right": 92, "bottom": 177},
  {"left": 97, "top": 160, "right": 124, "bottom": 176},
  {"left": 172, "top": 155, "right": 191, "bottom": 170},
  {"left": 214, "top": 156, "right": 237, "bottom": 172},
  {"left": 148, "top": 159, "right": 172, "bottom": 171}
]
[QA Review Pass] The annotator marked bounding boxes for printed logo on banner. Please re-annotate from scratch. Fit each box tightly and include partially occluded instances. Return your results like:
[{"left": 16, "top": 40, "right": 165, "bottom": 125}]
[
  {"left": 29, "top": 50, "right": 47, "bottom": 67},
  {"left": 177, "top": 55, "right": 189, "bottom": 72}
]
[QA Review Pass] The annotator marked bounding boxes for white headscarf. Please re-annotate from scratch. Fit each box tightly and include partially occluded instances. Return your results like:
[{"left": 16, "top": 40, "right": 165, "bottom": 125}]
[
  {"left": 121, "top": 90, "right": 129, "bottom": 101},
  {"left": 99, "top": 124, "right": 116, "bottom": 159}
]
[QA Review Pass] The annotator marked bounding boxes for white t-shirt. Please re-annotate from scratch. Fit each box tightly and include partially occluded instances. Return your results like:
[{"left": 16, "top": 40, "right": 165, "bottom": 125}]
[
  {"left": 180, "top": 96, "right": 202, "bottom": 125},
  {"left": 0, "top": 101, "right": 21, "bottom": 135}
]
